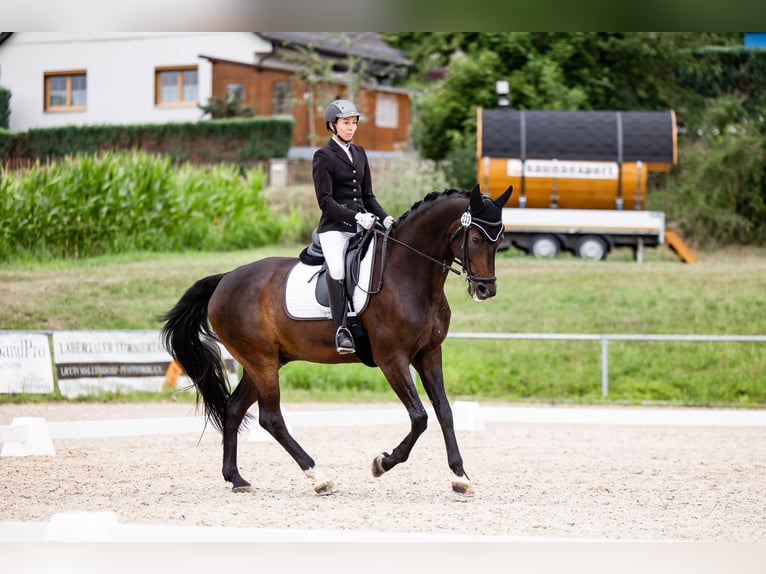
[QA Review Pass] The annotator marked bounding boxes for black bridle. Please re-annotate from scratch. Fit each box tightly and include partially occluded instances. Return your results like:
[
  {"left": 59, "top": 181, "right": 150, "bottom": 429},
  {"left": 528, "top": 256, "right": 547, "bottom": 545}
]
[{"left": 360, "top": 208, "right": 503, "bottom": 294}]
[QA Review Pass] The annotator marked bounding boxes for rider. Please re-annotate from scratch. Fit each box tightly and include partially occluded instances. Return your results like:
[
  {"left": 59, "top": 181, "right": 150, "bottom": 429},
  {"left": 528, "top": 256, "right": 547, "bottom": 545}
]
[{"left": 313, "top": 98, "right": 395, "bottom": 354}]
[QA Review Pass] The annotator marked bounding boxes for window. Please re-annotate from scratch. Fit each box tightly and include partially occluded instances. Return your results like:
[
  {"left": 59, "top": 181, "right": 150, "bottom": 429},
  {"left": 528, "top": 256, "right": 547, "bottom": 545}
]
[
  {"left": 44, "top": 71, "right": 87, "bottom": 111},
  {"left": 272, "top": 81, "right": 291, "bottom": 115},
  {"left": 155, "top": 66, "right": 198, "bottom": 106},
  {"left": 226, "top": 83, "right": 245, "bottom": 103},
  {"left": 375, "top": 93, "right": 398, "bottom": 128}
]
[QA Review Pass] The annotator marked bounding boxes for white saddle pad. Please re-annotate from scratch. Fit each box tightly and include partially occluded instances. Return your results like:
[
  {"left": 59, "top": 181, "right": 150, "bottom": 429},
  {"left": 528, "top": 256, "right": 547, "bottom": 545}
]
[{"left": 284, "top": 237, "right": 375, "bottom": 320}]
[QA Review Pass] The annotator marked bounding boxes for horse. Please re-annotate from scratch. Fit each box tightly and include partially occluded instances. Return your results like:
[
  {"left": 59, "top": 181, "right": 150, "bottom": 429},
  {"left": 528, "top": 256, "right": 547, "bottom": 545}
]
[{"left": 161, "top": 183, "right": 513, "bottom": 497}]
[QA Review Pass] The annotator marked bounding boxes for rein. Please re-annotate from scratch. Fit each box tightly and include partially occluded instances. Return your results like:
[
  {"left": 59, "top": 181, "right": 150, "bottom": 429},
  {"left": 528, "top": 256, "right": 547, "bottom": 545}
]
[{"left": 359, "top": 211, "right": 500, "bottom": 294}]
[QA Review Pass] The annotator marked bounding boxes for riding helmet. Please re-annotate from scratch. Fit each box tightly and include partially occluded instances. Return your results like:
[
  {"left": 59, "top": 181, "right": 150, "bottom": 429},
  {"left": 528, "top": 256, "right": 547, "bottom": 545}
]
[{"left": 324, "top": 99, "right": 363, "bottom": 131}]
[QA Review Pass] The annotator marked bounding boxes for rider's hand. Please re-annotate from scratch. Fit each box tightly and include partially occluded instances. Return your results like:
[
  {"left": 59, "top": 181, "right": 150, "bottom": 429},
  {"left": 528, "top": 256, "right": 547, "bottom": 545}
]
[
  {"left": 355, "top": 212, "right": 376, "bottom": 230},
  {"left": 383, "top": 216, "right": 396, "bottom": 229}
]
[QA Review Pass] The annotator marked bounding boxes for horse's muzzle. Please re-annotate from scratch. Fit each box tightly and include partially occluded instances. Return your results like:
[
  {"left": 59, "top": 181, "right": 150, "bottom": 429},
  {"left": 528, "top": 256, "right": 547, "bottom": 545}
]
[{"left": 468, "top": 280, "right": 497, "bottom": 301}]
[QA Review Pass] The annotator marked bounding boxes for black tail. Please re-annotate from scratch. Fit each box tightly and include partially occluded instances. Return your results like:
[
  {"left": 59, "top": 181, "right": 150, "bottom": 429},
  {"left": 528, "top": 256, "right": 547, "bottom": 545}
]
[{"left": 161, "top": 273, "right": 228, "bottom": 432}]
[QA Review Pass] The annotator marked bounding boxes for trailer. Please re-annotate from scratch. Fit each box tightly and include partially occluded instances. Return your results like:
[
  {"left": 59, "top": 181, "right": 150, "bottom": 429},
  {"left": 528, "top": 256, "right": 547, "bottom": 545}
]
[
  {"left": 502, "top": 207, "right": 665, "bottom": 261},
  {"left": 476, "top": 107, "right": 697, "bottom": 262}
]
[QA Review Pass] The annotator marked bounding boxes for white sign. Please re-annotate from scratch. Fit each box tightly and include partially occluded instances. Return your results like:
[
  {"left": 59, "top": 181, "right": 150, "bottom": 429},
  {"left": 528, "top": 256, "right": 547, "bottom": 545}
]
[
  {"left": 0, "top": 333, "right": 55, "bottom": 394},
  {"left": 507, "top": 159, "right": 619, "bottom": 180},
  {"left": 52, "top": 330, "right": 237, "bottom": 398}
]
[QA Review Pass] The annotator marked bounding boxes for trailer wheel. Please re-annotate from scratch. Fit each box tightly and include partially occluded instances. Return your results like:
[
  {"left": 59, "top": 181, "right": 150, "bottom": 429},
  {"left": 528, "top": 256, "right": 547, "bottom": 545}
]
[
  {"left": 530, "top": 234, "right": 560, "bottom": 258},
  {"left": 576, "top": 235, "right": 607, "bottom": 260}
]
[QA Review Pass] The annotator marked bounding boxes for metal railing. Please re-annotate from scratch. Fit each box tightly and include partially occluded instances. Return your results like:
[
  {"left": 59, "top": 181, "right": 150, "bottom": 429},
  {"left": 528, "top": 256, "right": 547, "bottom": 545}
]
[{"left": 448, "top": 332, "right": 766, "bottom": 396}]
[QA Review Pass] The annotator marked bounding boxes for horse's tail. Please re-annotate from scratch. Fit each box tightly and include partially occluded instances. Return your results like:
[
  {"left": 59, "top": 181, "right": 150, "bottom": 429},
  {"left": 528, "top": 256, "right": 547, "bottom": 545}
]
[{"left": 160, "top": 273, "right": 229, "bottom": 432}]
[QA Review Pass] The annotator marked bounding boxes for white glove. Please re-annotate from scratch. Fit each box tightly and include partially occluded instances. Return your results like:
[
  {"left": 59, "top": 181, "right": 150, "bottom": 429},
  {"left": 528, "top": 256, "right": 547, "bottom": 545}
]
[
  {"left": 355, "top": 212, "right": 376, "bottom": 230},
  {"left": 383, "top": 216, "right": 396, "bottom": 229}
]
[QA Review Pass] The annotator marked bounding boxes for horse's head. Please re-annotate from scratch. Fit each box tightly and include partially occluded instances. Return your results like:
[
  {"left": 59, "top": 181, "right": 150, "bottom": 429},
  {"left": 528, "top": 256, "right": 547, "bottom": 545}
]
[{"left": 455, "top": 184, "right": 513, "bottom": 301}]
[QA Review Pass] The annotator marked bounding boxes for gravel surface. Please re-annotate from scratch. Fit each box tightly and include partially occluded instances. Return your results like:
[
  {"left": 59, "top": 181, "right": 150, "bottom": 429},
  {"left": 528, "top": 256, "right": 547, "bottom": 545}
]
[{"left": 1, "top": 401, "right": 765, "bottom": 541}]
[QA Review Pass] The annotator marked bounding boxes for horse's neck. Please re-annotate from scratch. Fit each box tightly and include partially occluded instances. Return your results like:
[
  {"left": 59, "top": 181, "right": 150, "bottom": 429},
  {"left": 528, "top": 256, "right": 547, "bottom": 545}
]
[{"left": 388, "top": 198, "right": 467, "bottom": 288}]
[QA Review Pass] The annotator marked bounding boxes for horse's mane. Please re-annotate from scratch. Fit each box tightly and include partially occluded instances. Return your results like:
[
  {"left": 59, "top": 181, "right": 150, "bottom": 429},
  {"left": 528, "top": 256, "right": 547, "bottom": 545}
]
[{"left": 396, "top": 188, "right": 469, "bottom": 225}]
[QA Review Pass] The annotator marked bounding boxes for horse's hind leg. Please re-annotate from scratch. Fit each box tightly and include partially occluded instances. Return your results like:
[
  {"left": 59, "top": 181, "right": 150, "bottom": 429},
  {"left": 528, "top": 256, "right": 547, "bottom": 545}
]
[
  {"left": 222, "top": 370, "right": 258, "bottom": 492},
  {"left": 413, "top": 347, "right": 473, "bottom": 497},
  {"left": 250, "top": 358, "right": 338, "bottom": 495}
]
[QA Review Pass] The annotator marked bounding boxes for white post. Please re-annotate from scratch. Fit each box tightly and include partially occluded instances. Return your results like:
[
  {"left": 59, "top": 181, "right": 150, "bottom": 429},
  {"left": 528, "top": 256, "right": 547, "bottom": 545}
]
[{"left": 1, "top": 417, "right": 55, "bottom": 457}]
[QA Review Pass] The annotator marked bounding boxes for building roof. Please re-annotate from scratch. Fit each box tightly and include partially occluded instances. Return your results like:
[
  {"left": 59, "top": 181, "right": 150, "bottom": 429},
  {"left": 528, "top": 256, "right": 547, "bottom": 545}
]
[{"left": 256, "top": 32, "right": 411, "bottom": 68}]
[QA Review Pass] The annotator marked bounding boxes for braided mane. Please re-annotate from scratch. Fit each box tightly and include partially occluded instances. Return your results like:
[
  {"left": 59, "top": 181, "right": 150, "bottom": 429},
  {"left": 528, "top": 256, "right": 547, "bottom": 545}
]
[{"left": 396, "top": 188, "right": 469, "bottom": 225}]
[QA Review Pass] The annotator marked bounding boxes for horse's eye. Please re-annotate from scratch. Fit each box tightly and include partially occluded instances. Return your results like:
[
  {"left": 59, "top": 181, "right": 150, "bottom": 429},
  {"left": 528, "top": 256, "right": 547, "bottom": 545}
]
[{"left": 471, "top": 235, "right": 480, "bottom": 244}]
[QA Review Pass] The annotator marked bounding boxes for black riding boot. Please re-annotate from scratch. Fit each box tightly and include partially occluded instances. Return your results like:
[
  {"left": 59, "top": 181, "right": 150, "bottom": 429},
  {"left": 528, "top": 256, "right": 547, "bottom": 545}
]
[{"left": 327, "top": 277, "right": 355, "bottom": 354}]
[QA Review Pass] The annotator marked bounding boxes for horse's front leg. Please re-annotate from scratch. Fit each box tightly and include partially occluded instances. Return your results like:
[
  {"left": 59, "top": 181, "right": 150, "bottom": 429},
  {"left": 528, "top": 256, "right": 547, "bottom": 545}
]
[
  {"left": 372, "top": 357, "right": 429, "bottom": 478},
  {"left": 413, "top": 346, "right": 472, "bottom": 497}
]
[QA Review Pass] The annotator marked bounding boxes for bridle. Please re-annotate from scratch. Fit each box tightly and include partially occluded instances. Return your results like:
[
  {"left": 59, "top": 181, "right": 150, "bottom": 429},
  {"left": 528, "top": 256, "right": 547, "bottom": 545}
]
[
  {"left": 359, "top": 206, "right": 503, "bottom": 293},
  {"left": 450, "top": 209, "right": 504, "bottom": 283}
]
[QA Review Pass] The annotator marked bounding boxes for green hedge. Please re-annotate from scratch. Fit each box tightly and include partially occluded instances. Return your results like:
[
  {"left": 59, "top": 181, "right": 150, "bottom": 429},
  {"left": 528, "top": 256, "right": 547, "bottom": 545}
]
[
  {"left": 0, "top": 87, "right": 10, "bottom": 130},
  {"left": 0, "top": 150, "right": 284, "bottom": 261},
  {"left": 6, "top": 116, "right": 293, "bottom": 165}
]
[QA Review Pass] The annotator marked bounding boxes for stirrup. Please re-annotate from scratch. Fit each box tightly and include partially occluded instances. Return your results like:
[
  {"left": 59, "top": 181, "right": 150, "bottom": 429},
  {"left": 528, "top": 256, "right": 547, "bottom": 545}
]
[{"left": 335, "top": 327, "right": 355, "bottom": 354}]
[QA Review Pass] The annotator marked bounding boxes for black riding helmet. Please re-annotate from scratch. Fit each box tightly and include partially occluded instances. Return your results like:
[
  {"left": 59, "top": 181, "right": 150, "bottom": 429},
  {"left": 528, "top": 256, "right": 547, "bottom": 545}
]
[{"left": 324, "top": 99, "right": 364, "bottom": 136}]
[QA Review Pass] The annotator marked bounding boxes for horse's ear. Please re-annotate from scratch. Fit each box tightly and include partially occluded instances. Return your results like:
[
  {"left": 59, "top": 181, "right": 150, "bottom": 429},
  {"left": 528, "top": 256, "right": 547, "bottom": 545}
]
[
  {"left": 494, "top": 185, "right": 514, "bottom": 208},
  {"left": 469, "top": 184, "right": 483, "bottom": 212}
]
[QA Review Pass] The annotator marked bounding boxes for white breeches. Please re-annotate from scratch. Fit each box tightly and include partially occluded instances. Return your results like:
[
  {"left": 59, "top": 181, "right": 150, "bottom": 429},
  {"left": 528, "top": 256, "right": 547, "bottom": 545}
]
[{"left": 318, "top": 230, "right": 355, "bottom": 280}]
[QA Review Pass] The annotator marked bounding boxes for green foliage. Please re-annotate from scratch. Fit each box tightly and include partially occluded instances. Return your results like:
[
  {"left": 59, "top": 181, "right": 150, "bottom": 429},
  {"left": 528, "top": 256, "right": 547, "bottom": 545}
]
[
  {"left": 0, "top": 128, "right": 12, "bottom": 160},
  {"left": 0, "top": 86, "right": 10, "bottom": 129},
  {"left": 198, "top": 96, "right": 255, "bottom": 119},
  {"left": 0, "top": 151, "right": 284, "bottom": 261},
  {"left": 676, "top": 46, "right": 766, "bottom": 127},
  {"left": 648, "top": 98, "right": 766, "bottom": 245},
  {"left": 10, "top": 117, "right": 293, "bottom": 164},
  {"left": 411, "top": 50, "right": 501, "bottom": 162}
]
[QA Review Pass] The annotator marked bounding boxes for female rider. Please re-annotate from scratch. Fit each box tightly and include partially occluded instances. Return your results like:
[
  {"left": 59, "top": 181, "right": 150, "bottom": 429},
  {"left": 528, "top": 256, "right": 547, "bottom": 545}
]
[{"left": 312, "top": 99, "right": 395, "bottom": 354}]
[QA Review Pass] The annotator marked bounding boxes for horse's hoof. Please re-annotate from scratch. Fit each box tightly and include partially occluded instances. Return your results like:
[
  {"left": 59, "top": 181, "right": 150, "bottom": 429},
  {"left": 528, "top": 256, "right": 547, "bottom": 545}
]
[
  {"left": 232, "top": 484, "right": 252, "bottom": 493},
  {"left": 371, "top": 452, "right": 388, "bottom": 477},
  {"left": 451, "top": 480, "right": 473, "bottom": 498},
  {"left": 314, "top": 481, "right": 339, "bottom": 496}
]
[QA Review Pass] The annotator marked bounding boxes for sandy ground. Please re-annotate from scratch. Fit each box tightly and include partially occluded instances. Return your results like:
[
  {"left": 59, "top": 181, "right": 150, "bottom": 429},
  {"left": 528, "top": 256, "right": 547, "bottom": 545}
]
[{"left": 1, "top": 401, "right": 765, "bottom": 542}]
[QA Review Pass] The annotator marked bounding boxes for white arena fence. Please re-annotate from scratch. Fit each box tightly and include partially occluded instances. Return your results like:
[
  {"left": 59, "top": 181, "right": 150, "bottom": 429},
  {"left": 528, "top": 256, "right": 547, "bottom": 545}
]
[{"left": 4, "top": 401, "right": 766, "bottom": 458}]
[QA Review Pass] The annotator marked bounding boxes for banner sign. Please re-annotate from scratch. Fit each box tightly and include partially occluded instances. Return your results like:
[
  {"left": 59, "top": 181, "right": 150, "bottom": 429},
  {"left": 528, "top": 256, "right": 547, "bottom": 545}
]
[
  {"left": 52, "top": 330, "right": 238, "bottom": 398},
  {"left": 507, "top": 159, "right": 619, "bottom": 180},
  {"left": 0, "top": 332, "right": 55, "bottom": 394}
]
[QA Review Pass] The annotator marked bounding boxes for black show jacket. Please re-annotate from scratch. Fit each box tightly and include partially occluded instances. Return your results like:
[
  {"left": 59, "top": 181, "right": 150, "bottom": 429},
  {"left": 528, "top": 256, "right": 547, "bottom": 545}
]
[{"left": 312, "top": 139, "right": 389, "bottom": 233}]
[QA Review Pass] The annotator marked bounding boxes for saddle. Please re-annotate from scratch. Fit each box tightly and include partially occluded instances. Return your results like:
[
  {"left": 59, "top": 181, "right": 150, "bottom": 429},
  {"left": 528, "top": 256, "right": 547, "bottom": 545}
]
[
  {"left": 298, "top": 228, "right": 374, "bottom": 308},
  {"left": 287, "top": 228, "right": 377, "bottom": 367}
]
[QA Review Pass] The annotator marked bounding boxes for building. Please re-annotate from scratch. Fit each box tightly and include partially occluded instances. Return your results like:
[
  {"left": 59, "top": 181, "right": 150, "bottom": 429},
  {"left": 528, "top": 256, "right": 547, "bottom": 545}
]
[{"left": 0, "top": 32, "right": 412, "bottom": 154}]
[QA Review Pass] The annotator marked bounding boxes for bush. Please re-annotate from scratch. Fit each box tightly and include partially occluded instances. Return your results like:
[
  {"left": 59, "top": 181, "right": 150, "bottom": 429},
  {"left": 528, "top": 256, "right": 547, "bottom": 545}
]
[
  {"left": 648, "top": 99, "right": 766, "bottom": 246},
  {"left": 0, "top": 87, "right": 10, "bottom": 130},
  {"left": 0, "top": 151, "right": 284, "bottom": 261}
]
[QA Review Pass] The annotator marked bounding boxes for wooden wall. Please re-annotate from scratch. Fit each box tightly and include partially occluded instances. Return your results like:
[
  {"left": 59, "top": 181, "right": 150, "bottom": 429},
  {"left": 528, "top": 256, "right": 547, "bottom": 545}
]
[{"left": 210, "top": 59, "right": 411, "bottom": 152}]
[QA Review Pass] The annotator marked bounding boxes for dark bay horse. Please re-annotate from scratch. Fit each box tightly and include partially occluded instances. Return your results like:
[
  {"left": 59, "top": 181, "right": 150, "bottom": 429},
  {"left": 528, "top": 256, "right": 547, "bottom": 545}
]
[{"left": 161, "top": 184, "right": 513, "bottom": 496}]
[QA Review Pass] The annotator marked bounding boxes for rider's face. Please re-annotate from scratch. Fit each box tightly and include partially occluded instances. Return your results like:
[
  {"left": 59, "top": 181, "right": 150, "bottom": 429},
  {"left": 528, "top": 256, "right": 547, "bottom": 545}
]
[{"left": 334, "top": 116, "right": 358, "bottom": 141}]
